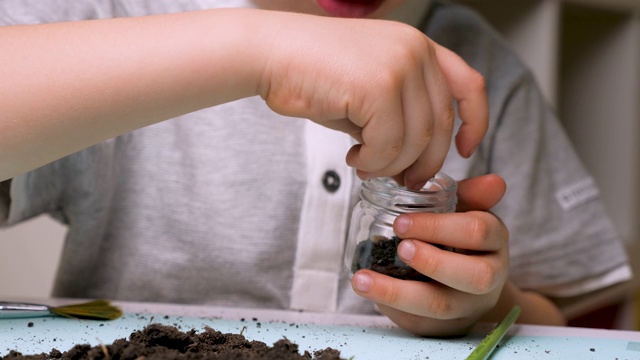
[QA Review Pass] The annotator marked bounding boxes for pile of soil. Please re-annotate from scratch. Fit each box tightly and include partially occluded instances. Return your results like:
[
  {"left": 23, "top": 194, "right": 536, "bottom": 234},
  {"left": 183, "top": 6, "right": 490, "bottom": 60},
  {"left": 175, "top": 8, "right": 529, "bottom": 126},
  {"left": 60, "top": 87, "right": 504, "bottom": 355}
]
[
  {"left": 2, "top": 323, "right": 344, "bottom": 360},
  {"left": 351, "top": 235, "right": 432, "bottom": 282}
]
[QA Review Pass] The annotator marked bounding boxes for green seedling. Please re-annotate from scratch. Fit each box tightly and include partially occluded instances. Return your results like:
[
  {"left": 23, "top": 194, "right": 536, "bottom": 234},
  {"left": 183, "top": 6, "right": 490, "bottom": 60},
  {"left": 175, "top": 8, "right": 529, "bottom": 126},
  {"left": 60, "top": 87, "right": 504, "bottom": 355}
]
[{"left": 466, "top": 305, "right": 521, "bottom": 360}]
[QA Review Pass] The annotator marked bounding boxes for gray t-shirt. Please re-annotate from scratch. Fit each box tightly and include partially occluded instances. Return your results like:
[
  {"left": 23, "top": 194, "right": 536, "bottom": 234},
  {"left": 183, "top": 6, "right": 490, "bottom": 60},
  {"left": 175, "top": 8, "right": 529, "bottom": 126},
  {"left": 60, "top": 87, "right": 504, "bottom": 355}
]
[{"left": 0, "top": 0, "right": 631, "bottom": 313}]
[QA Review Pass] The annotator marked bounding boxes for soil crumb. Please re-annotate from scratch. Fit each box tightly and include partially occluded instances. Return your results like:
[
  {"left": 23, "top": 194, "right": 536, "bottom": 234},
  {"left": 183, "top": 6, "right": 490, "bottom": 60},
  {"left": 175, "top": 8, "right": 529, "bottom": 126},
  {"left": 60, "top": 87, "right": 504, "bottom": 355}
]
[
  {"left": 2, "top": 323, "right": 345, "bottom": 359},
  {"left": 352, "top": 235, "right": 432, "bottom": 281}
]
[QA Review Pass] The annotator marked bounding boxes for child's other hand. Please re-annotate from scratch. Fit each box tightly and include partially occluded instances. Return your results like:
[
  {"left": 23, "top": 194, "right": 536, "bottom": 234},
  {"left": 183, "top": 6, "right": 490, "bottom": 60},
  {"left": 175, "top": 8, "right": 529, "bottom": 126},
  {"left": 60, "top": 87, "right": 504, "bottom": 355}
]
[
  {"left": 350, "top": 175, "right": 508, "bottom": 336},
  {"left": 257, "top": 13, "right": 487, "bottom": 189}
]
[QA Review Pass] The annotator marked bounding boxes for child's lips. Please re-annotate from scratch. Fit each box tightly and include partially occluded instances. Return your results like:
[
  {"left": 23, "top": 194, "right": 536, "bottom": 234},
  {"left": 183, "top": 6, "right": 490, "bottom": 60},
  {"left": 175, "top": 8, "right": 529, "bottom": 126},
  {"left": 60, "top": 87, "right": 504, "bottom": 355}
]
[{"left": 316, "top": 0, "right": 385, "bottom": 18}]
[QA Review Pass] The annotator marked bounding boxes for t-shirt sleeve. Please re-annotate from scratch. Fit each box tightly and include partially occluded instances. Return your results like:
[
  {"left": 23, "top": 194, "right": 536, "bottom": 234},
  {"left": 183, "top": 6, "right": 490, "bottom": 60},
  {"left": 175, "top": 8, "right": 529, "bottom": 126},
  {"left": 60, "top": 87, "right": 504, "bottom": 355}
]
[
  {"left": 488, "top": 75, "right": 631, "bottom": 297},
  {"left": 0, "top": 1, "right": 115, "bottom": 26},
  {"left": 0, "top": 180, "right": 11, "bottom": 224},
  {"left": 1, "top": 164, "right": 67, "bottom": 227}
]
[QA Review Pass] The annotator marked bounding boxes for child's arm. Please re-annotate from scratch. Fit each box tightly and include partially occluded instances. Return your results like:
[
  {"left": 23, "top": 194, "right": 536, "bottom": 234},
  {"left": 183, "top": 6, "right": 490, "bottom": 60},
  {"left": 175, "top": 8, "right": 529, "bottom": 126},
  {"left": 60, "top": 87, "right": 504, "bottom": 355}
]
[{"left": 0, "top": 8, "right": 487, "bottom": 186}]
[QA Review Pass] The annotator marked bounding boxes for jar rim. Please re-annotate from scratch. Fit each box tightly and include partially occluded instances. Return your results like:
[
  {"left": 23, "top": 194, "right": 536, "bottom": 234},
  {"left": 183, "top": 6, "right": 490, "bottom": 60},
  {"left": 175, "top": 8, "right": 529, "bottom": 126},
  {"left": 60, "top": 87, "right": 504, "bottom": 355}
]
[
  {"left": 360, "top": 173, "right": 457, "bottom": 213},
  {"left": 363, "top": 173, "right": 457, "bottom": 194}
]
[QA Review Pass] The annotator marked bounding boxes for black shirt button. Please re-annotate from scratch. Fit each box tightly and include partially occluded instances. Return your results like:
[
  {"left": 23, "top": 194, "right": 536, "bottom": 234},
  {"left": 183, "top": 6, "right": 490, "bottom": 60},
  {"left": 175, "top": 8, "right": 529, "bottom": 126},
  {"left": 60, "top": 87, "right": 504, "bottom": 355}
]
[{"left": 322, "top": 170, "right": 341, "bottom": 193}]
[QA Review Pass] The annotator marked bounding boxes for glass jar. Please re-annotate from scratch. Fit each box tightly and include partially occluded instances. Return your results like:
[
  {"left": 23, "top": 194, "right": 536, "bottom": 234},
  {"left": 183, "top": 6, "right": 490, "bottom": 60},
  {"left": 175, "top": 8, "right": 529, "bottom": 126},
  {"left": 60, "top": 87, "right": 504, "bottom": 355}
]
[{"left": 344, "top": 173, "right": 457, "bottom": 282}]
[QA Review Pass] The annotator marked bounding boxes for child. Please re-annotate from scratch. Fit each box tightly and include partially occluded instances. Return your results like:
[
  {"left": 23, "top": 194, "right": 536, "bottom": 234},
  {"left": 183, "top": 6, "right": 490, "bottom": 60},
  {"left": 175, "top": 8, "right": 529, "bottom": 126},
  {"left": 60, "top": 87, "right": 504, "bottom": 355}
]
[{"left": 0, "top": 0, "right": 631, "bottom": 336}]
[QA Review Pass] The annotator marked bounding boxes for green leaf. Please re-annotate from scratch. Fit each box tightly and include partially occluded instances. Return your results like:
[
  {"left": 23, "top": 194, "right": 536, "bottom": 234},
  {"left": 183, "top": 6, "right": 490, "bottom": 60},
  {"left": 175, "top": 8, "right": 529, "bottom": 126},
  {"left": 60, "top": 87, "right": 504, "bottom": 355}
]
[{"left": 466, "top": 305, "right": 521, "bottom": 360}]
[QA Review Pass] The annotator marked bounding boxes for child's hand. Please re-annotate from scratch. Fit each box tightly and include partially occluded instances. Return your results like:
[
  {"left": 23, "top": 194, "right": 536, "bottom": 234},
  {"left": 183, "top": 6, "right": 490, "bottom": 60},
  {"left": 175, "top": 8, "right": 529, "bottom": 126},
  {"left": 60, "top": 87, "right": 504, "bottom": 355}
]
[
  {"left": 350, "top": 175, "right": 509, "bottom": 336},
  {"left": 257, "top": 13, "right": 488, "bottom": 189}
]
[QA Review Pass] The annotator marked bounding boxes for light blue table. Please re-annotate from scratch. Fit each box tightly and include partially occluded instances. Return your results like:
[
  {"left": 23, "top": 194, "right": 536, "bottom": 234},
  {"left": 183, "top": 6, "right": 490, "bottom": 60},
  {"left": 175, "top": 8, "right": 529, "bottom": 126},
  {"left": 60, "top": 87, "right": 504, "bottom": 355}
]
[{"left": 1, "top": 299, "right": 639, "bottom": 359}]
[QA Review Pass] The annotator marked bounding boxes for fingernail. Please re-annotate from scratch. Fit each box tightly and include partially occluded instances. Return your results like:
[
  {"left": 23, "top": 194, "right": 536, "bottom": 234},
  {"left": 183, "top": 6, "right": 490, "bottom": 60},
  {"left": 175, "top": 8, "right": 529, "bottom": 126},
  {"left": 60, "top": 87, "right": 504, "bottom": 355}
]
[
  {"left": 395, "top": 215, "right": 410, "bottom": 235},
  {"left": 467, "top": 146, "right": 478, "bottom": 158},
  {"left": 353, "top": 273, "right": 372, "bottom": 293},
  {"left": 397, "top": 240, "right": 415, "bottom": 261}
]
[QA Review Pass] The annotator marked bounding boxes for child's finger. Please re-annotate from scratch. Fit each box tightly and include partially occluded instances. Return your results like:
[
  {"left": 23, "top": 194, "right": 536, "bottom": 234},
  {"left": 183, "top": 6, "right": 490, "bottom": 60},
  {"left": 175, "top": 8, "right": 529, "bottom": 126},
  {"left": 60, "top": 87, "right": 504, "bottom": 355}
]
[
  {"left": 433, "top": 43, "right": 488, "bottom": 158},
  {"left": 351, "top": 269, "right": 473, "bottom": 319},
  {"left": 397, "top": 240, "right": 507, "bottom": 295},
  {"left": 394, "top": 211, "right": 506, "bottom": 251},
  {"left": 402, "top": 118, "right": 451, "bottom": 190},
  {"left": 456, "top": 174, "right": 506, "bottom": 212},
  {"left": 353, "top": 66, "right": 438, "bottom": 181},
  {"left": 401, "top": 58, "right": 455, "bottom": 189},
  {"left": 345, "top": 90, "right": 406, "bottom": 174}
]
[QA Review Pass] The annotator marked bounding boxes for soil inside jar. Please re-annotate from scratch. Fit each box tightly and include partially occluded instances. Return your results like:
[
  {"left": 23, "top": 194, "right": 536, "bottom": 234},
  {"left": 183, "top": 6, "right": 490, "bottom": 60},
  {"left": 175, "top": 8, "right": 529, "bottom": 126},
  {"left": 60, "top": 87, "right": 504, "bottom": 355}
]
[
  {"left": 352, "top": 236, "right": 432, "bottom": 282},
  {"left": 2, "top": 323, "right": 344, "bottom": 360}
]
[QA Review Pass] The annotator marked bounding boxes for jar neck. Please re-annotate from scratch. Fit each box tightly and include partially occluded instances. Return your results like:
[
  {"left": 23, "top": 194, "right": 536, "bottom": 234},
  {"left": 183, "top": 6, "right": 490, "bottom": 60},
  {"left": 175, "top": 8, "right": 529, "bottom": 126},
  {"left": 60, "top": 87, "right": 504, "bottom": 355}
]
[{"left": 360, "top": 174, "right": 457, "bottom": 214}]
